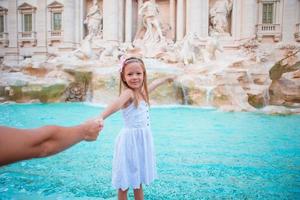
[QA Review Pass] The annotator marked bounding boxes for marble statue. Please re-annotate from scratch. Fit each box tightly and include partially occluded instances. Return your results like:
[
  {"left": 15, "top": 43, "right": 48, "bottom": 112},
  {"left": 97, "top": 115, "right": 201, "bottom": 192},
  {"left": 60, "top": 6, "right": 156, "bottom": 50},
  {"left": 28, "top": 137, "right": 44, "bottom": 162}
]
[
  {"left": 177, "top": 33, "right": 200, "bottom": 65},
  {"left": 201, "top": 36, "right": 223, "bottom": 63},
  {"left": 137, "top": 0, "right": 163, "bottom": 43},
  {"left": 73, "top": 35, "right": 93, "bottom": 60},
  {"left": 84, "top": 0, "right": 103, "bottom": 39},
  {"left": 133, "top": 0, "right": 167, "bottom": 57},
  {"left": 209, "top": 0, "right": 233, "bottom": 35}
]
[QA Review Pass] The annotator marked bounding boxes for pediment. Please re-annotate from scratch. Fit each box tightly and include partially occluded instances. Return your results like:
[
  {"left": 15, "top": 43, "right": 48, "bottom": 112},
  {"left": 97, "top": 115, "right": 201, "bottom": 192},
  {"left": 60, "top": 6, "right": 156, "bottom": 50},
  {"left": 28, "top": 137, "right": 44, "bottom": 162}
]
[
  {"left": 18, "top": 3, "right": 36, "bottom": 10},
  {"left": 48, "top": 1, "right": 64, "bottom": 9}
]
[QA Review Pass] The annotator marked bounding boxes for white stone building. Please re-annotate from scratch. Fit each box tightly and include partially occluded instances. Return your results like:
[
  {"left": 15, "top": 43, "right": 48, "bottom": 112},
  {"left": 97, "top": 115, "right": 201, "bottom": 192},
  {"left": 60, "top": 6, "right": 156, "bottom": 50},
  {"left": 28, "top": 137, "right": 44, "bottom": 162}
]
[{"left": 0, "top": 0, "right": 300, "bottom": 64}]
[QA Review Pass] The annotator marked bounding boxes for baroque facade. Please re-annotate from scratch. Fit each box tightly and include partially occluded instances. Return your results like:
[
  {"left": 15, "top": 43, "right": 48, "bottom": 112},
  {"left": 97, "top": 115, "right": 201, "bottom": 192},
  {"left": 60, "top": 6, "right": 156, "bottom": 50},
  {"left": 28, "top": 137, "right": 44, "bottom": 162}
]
[{"left": 0, "top": 0, "right": 300, "bottom": 64}]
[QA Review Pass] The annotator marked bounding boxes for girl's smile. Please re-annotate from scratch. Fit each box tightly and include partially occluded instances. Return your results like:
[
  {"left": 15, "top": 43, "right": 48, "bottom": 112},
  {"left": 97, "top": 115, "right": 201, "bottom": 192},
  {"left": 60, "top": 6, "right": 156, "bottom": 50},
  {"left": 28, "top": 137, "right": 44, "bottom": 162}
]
[{"left": 123, "top": 62, "right": 144, "bottom": 90}]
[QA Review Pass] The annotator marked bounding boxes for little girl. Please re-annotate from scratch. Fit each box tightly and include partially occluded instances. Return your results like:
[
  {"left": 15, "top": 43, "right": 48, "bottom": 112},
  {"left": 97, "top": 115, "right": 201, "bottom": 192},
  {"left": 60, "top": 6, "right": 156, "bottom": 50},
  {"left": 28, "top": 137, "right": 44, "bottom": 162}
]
[{"left": 98, "top": 57, "right": 174, "bottom": 200}]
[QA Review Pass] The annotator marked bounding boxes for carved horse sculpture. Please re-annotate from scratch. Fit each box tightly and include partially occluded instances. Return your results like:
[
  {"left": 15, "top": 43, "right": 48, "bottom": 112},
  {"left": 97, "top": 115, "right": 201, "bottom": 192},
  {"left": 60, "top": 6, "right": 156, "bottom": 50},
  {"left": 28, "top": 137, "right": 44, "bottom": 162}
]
[{"left": 177, "top": 33, "right": 200, "bottom": 65}]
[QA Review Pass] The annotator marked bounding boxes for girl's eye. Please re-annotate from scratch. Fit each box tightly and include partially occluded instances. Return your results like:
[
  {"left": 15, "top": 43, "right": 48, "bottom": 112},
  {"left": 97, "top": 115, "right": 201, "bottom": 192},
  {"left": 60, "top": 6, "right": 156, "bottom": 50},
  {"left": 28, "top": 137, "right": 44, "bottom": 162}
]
[{"left": 137, "top": 73, "right": 142, "bottom": 75}]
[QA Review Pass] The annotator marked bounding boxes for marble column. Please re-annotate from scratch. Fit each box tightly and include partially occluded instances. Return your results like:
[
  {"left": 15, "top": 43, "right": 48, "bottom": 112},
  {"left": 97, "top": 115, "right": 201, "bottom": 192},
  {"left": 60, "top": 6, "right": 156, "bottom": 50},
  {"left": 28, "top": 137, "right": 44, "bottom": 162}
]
[
  {"left": 5, "top": 0, "right": 20, "bottom": 63},
  {"left": 118, "top": 0, "right": 125, "bottom": 42},
  {"left": 35, "top": 0, "right": 47, "bottom": 52},
  {"left": 258, "top": 1, "right": 262, "bottom": 24},
  {"left": 186, "top": 0, "right": 190, "bottom": 33},
  {"left": 241, "top": 0, "right": 256, "bottom": 39},
  {"left": 200, "top": 0, "right": 209, "bottom": 37},
  {"left": 103, "top": 0, "right": 119, "bottom": 41},
  {"left": 231, "top": 0, "right": 242, "bottom": 40},
  {"left": 74, "top": 0, "right": 84, "bottom": 47},
  {"left": 62, "top": 0, "right": 76, "bottom": 49},
  {"left": 276, "top": 1, "right": 282, "bottom": 24},
  {"left": 176, "top": 0, "right": 185, "bottom": 41},
  {"left": 7, "top": 1, "right": 17, "bottom": 48},
  {"left": 125, "top": 0, "right": 132, "bottom": 42},
  {"left": 187, "top": 0, "right": 208, "bottom": 37},
  {"left": 282, "top": 0, "right": 297, "bottom": 42},
  {"left": 169, "top": 0, "right": 176, "bottom": 40}
]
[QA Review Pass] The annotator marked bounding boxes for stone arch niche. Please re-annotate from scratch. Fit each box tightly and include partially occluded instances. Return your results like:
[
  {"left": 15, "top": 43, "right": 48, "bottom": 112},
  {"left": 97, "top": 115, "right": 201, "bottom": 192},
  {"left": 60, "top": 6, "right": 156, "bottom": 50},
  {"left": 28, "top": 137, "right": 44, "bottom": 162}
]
[
  {"left": 132, "top": 0, "right": 182, "bottom": 42},
  {"left": 209, "top": 0, "right": 233, "bottom": 36}
]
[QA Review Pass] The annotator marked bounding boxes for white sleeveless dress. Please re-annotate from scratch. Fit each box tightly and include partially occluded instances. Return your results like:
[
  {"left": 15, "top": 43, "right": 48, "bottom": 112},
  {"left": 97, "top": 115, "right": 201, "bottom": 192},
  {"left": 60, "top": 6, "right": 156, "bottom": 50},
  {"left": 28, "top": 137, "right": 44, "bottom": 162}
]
[{"left": 112, "top": 101, "right": 157, "bottom": 191}]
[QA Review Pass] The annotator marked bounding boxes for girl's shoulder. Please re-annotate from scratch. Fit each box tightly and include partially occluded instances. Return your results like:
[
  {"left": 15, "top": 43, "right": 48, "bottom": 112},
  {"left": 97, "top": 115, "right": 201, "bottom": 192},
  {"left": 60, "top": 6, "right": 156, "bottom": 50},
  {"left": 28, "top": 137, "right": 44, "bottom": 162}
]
[
  {"left": 120, "top": 89, "right": 134, "bottom": 108},
  {"left": 121, "top": 89, "right": 134, "bottom": 98}
]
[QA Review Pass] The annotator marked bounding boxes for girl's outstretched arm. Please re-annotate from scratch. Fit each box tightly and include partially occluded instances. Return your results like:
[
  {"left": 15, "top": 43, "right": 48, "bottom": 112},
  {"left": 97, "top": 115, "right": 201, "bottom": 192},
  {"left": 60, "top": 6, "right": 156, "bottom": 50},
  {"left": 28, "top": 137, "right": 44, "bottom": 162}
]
[
  {"left": 148, "top": 75, "right": 176, "bottom": 93},
  {"left": 99, "top": 89, "right": 133, "bottom": 120}
]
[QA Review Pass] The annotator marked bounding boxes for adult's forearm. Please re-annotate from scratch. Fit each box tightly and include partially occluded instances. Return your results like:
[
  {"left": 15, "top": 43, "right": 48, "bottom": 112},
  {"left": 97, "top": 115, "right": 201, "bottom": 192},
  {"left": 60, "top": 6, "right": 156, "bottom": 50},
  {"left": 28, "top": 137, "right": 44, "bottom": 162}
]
[
  {"left": 0, "top": 125, "right": 85, "bottom": 166},
  {"left": 34, "top": 125, "right": 85, "bottom": 158}
]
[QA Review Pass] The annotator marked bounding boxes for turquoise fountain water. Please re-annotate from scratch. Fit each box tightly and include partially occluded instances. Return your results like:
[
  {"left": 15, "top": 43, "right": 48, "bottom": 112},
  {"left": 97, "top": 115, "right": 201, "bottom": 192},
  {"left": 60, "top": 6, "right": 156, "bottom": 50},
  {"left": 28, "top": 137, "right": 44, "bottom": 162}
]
[{"left": 0, "top": 103, "right": 299, "bottom": 199}]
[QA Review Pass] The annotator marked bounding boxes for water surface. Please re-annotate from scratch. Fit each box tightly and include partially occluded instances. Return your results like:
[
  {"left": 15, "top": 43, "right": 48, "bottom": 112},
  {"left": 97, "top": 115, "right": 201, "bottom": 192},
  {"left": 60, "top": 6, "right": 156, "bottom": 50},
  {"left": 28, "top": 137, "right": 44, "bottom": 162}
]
[{"left": 0, "top": 103, "right": 299, "bottom": 199}]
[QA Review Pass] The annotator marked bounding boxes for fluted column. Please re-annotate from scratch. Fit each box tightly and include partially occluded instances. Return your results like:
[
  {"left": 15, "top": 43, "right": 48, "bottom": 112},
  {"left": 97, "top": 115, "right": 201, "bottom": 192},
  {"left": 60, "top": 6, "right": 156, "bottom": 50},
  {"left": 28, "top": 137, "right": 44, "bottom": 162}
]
[
  {"left": 200, "top": 0, "right": 209, "bottom": 37},
  {"left": 36, "top": 0, "right": 47, "bottom": 48},
  {"left": 62, "top": 0, "right": 76, "bottom": 49},
  {"left": 74, "top": 0, "right": 84, "bottom": 46},
  {"left": 118, "top": 0, "right": 125, "bottom": 42},
  {"left": 169, "top": 0, "right": 176, "bottom": 40},
  {"left": 258, "top": 1, "right": 263, "bottom": 24},
  {"left": 5, "top": 0, "right": 20, "bottom": 64},
  {"left": 103, "top": 0, "right": 119, "bottom": 41},
  {"left": 232, "top": 0, "right": 242, "bottom": 40},
  {"left": 7, "top": 0, "right": 18, "bottom": 48},
  {"left": 125, "top": 0, "right": 132, "bottom": 42},
  {"left": 176, "top": 0, "right": 185, "bottom": 41},
  {"left": 187, "top": 0, "right": 208, "bottom": 37}
]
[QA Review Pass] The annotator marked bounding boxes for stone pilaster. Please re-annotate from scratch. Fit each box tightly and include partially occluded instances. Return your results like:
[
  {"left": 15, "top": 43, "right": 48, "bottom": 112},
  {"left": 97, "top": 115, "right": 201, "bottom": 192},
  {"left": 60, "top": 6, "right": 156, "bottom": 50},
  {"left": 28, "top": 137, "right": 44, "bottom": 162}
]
[
  {"left": 118, "top": 0, "right": 125, "bottom": 42},
  {"left": 232, "top": 0, "right": 242, "bottom": 41},
  {"left": 75, "top": 0, "right": 84, "bottom": 47},
  {"left": 282, "top": 0, "right": 297, "bottom": 42},
  {"left": 176, "top": 0, "right": 185, "bottom": 41},
  {"left": 34, "top": 0, "right": 47, "bottom": 59},
  {"left": 5, "top": 0, "right": 20, "bottom": 64},
  {"left": 242, "top": 0, "right": 256, "bottom": 39},
  {"left": 187, "top": 0, "right": 208, "bottom": 37},
  {"left": 103, "top": 0, "right": 119, "bottom": 42},
  {"left": 61, "top": 0, "right": 76, "bottom": 50},
  {"left": 125, "top": 0, "right": 132, "bottom": 42},
  {"left": 7, "top": 0, "right": 17, "bottom": 48}
]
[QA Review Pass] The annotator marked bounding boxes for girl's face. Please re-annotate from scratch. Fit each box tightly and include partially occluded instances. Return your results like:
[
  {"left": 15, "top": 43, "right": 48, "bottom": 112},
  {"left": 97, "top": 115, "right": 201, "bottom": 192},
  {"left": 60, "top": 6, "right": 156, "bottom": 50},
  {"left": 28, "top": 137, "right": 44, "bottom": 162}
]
[{"left": 123, "top": 62, "right": 144, "bottom": 90}]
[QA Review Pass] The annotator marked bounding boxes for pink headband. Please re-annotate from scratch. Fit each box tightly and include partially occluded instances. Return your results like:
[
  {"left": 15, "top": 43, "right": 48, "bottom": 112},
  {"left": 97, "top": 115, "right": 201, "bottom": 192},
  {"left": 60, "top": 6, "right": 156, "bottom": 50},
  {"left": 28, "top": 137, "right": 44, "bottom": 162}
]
[
  {"left": 118, "top": 55, "right": 127, "bottom": 73},
  {"left": 118, "top": 56, "right": 144, "bottom": 73}
]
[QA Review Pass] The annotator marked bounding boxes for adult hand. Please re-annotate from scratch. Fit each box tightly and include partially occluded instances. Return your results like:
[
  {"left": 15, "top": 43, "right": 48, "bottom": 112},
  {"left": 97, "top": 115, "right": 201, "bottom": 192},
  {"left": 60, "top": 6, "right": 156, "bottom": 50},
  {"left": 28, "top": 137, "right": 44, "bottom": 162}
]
[{"left": 82, "top": 118, "right": 103, "bottom": 141}]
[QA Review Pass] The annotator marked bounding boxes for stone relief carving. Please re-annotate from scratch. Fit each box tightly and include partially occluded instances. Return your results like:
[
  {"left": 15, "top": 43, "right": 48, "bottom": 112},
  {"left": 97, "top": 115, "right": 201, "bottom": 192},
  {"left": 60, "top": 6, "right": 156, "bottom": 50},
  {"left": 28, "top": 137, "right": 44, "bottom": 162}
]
[
  {"left": 209, "top": 0, "right": 233, "bottom": 36},
  {"left": 84, "top": 0, "right": 103, "bottom": 40}
]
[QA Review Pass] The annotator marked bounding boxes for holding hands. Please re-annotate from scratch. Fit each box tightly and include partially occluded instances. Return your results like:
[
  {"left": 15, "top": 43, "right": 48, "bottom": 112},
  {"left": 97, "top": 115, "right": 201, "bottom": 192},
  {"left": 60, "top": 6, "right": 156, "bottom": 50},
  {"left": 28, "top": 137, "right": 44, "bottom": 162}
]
[{"left": 82, "top": 118, "right": 104, "bottom": 141}]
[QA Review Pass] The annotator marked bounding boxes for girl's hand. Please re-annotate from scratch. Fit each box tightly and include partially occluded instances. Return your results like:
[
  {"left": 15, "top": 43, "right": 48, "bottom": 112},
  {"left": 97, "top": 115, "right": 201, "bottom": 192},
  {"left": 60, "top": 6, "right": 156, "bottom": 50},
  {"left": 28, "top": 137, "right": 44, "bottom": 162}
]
[{"left": 82, "top": 118, "right": 103, "bottom": 141}]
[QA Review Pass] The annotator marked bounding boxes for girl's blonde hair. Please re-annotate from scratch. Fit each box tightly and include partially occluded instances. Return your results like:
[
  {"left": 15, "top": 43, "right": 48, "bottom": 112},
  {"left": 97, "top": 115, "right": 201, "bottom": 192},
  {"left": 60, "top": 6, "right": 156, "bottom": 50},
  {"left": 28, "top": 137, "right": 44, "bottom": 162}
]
[{"left": 119, "top": 57, "right": 150, "bottom": 107}]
